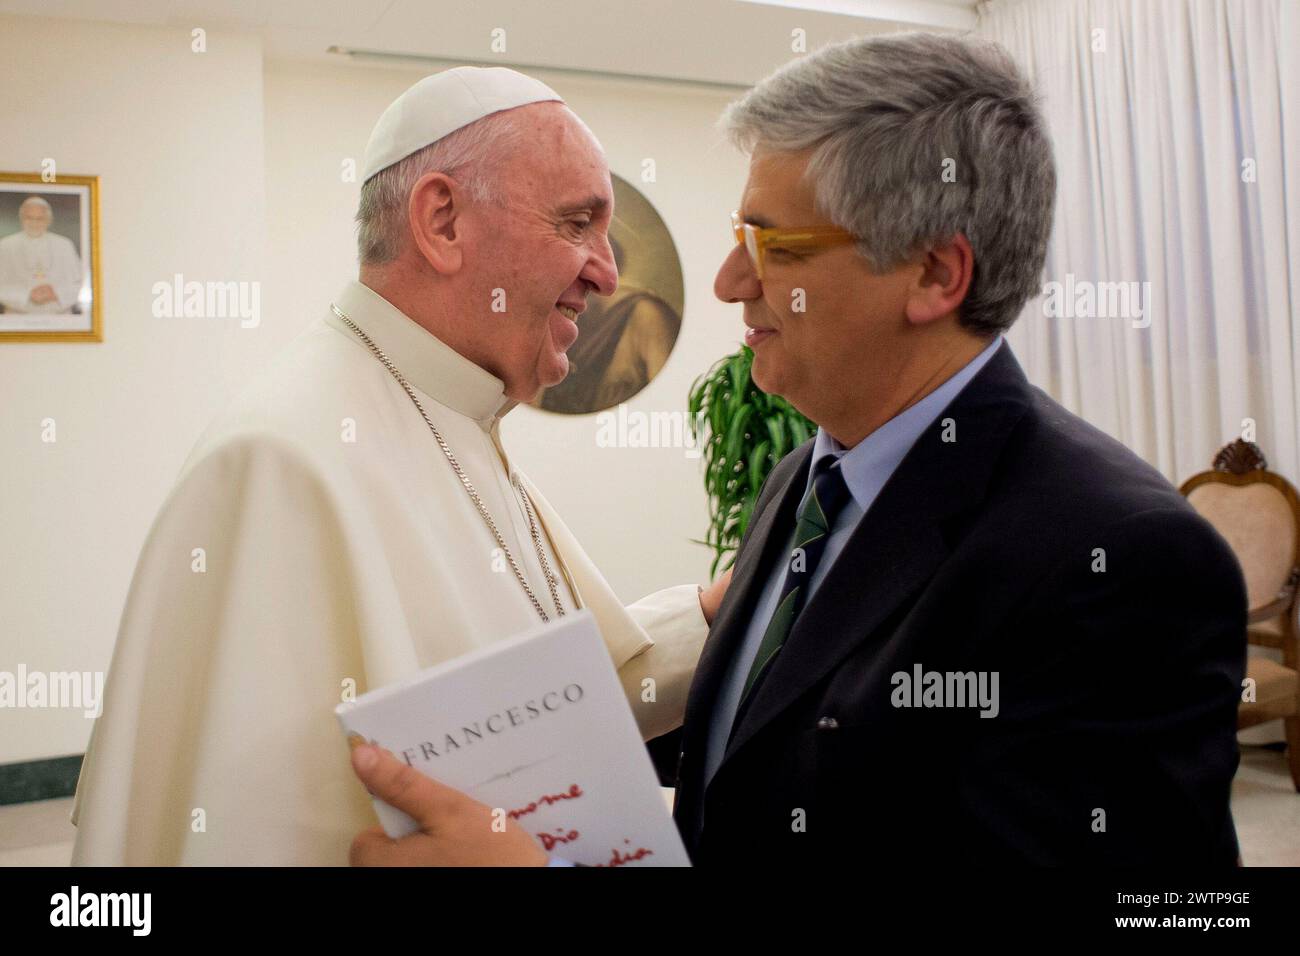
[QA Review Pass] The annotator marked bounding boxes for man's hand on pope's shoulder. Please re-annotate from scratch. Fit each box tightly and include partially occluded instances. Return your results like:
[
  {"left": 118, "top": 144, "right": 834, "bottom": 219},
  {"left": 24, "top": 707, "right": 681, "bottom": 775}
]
[{"left": 349, "top": 743, "right": 548, "bottom": 867}]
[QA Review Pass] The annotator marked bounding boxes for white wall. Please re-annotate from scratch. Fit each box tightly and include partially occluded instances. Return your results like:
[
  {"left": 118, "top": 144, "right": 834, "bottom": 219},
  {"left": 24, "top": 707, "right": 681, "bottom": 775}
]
[
  {"left": 1, "top": 17, "right": 750, "bottom": 763},
  {"left": 0, "top": 15, "right": 271, "bottom": 763}
]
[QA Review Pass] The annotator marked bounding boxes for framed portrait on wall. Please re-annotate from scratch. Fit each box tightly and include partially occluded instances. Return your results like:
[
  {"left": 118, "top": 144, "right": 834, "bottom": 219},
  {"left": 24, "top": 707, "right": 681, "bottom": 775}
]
[{"left": 0, "top": 172, "right": 102, "bottom": 342}]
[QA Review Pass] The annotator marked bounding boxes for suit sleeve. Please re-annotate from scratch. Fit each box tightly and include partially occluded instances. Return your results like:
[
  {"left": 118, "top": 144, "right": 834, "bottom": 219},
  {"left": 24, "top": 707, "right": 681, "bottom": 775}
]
[{"left": 960, "top": 506, "right": 1247, "bottom": 865}]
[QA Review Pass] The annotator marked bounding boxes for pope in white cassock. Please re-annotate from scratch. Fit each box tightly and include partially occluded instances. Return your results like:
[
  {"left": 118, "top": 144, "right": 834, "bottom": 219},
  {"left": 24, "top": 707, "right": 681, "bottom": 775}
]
[
  {"left": 0, "top": 196, "right": 83, "bottom": 314},
  {"left": 71, "top": 68, "right": 724, "bottom": 865}
]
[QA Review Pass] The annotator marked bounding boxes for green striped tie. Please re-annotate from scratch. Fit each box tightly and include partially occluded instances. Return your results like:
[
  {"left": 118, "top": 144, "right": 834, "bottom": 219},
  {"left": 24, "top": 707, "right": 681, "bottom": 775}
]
[{"left": 736, "top": 457, "right": 852, "bottom": 712}]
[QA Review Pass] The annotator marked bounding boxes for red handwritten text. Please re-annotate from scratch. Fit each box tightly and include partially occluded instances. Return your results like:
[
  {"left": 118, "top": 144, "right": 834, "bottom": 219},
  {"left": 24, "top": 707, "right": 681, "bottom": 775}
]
[
  {"left": 596, "top": 839, "right": 654, "bottom": 867},
  {"left": 538, "top": 828, "right": 581, "bottom": 851},
  {"left": 507, "top": 784, "right": 584, "bottom": 820}
]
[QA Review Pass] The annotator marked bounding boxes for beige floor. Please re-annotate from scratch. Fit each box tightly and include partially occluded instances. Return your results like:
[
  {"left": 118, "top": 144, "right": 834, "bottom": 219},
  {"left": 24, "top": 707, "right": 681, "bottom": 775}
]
[
  {"left": 1230, "top": 746, "right": 1300, "bottom": 865},
  {"left": 0, "top": 796, "right": 76, "bottom": 866},
  {"left": 2, "top": 748, "right": 1296, "bottom": 866}
]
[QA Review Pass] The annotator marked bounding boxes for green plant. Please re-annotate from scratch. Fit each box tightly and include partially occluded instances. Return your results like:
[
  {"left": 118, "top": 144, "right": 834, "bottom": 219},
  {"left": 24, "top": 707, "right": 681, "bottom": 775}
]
[{"left": 688, "top": 346, "right": 815, "bottom": 576}]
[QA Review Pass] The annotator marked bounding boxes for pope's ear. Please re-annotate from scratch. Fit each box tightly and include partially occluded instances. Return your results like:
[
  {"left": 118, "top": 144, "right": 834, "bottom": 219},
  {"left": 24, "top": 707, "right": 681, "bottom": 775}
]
[{"left": 407, "top": 171, "right": 464, "bottom": 275}]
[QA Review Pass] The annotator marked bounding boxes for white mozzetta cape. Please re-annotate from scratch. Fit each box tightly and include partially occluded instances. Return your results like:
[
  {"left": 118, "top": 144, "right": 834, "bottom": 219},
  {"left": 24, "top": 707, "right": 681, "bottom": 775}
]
[{"left": 71, "top": 281, "right": 706, "bottom": 865}]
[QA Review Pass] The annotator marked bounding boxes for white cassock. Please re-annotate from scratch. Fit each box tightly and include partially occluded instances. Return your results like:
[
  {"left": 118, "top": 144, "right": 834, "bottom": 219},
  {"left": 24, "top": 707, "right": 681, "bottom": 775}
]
[
  {"left": 0, "top": 229, "right": 83, "bottom": 313},
  {"left": 71, "top": 280, "right": 707, "bottom": 865}
]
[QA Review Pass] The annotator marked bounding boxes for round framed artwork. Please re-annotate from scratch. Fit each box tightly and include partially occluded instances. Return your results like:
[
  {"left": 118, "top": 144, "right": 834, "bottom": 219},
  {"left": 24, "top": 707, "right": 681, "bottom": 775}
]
[{"left": 533, "top": 172, "right": 683, "bottom": 415}]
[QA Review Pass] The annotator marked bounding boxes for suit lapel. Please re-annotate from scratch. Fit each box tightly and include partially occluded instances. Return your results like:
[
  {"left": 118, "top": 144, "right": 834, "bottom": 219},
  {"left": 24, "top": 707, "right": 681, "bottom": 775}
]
[
  {"left": 720, "top": 342, "right": 1034, "bottom": 766},
  {"left": 679, "top": 442, "right": 813, "bottom": 760}
]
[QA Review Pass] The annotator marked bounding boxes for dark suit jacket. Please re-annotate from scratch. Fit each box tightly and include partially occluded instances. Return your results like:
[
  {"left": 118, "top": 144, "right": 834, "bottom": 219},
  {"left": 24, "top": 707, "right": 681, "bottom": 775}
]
[{"left": 654, "top": 342, "right": 1246, "bottom": 865}]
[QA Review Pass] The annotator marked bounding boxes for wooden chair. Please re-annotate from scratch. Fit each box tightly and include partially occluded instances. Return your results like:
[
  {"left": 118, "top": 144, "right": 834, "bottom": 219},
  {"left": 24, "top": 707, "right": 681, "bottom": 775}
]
[{"left": 1180, "top": 439, "right": 1300, "bottom": 791}]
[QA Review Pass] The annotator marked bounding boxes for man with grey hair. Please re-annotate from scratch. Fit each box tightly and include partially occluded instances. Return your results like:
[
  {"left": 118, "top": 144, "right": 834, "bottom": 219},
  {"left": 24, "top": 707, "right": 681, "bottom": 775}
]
[
  {"left": 350, "top": 33, "right": 1244, "bottom": 866},
  {"left": 71, "top": 66, "right": 726, "bottom": 865}
]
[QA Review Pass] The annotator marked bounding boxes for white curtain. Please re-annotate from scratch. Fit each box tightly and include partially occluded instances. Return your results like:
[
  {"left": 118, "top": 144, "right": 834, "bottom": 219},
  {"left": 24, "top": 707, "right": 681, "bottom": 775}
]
[{"left": 977, "top": 0, "right": 1300, "bottom": 486}]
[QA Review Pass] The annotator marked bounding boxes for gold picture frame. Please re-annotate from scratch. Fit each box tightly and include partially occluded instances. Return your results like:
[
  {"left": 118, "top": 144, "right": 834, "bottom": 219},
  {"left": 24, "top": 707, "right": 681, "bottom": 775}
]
[{"left": 0, "top": 172, "right": 102, "bottom": 342}]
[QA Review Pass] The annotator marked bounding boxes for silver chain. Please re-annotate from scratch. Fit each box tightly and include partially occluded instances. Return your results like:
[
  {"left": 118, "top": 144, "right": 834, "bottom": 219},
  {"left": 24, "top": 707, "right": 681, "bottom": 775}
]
[{"left": 330, "top": 303, "right": 564, "bottom": 623}]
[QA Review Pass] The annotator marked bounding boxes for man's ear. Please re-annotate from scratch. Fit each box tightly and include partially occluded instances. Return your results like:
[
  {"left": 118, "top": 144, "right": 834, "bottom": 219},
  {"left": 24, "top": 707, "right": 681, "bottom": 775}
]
[
  {"left": 407, "top": 172, "right": 465, "bottom": 275},
  {"left": 904, "top": 233, "right": 973, "bottom": 326}
]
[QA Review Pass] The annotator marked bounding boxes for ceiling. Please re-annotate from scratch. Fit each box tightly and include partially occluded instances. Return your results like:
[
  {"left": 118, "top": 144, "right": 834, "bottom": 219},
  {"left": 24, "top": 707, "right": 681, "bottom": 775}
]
[{"left": 0, "top": 0, "right": 980, "bottom": 88}]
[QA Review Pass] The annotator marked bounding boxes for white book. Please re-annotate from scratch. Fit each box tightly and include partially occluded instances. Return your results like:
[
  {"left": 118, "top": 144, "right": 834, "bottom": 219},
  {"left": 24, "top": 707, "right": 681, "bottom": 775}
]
[{"left": 335, "top": 610, "right": 691, "bottom": 867}]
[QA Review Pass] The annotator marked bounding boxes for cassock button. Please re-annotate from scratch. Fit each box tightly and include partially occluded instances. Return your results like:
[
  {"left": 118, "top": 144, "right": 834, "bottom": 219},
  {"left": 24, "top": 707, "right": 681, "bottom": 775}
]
[{"left": 816, "top": 716, "right": 839, "bottom": 731}]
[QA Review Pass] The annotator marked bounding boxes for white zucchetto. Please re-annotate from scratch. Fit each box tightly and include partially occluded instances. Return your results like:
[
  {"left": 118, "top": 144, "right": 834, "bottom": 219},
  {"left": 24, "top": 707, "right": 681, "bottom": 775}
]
[{"left": 361, "top": 66, "right": 564, "bottom": 182}]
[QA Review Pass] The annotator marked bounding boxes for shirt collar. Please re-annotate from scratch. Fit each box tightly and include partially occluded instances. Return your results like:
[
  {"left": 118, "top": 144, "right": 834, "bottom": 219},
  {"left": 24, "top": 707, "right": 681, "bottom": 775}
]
[
  {"left": 807, "top": 336, "right": 1006, "bottom": 511},
  {"left": 328, "top": 280, "right": 514, "bottom": 426}
]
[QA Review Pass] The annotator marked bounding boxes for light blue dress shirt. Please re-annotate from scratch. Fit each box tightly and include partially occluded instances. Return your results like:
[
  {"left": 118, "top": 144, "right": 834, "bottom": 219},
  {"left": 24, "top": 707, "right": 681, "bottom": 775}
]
[{"left": 700, "top": 336, "right": 1004, "bottom": 787}]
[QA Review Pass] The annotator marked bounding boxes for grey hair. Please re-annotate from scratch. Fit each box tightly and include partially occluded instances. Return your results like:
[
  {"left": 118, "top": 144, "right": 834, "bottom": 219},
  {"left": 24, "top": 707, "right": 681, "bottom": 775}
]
[
  {"left": 722, "top": 31, "right": 1056, "bottom": 337},
  {"left": 20, "top": 196, "right": 53, "bottom": 215},
  {"left": 355, "top": 109, "right": 525, "bottom": 265}
]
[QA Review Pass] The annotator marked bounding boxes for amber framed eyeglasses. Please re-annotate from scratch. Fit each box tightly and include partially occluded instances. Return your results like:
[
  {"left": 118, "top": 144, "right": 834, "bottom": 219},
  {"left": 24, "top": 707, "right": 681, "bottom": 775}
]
[{"left": 730, "top": 210, "right": 856, "bottom": 280}]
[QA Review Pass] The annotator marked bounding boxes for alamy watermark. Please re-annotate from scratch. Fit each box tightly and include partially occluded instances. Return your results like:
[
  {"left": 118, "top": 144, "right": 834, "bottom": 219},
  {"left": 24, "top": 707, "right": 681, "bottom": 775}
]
[
  {"left": 151, "top": 273, "right": 261, "bottom": 328},
  {"left": 594, "top": 405, "right": 706, "bottom": 459},
  {"left": 0, "top": 665, "right": 103, "bottom": 718},
  {"left": 1042, "top": 273, "right": 1152, "bottom": 329},
  {"left": 890, "top": 664, "right": 1000, "bottom": 718},
  {"left": 50, "top": 886, "right": 150, "bottom": 935}
]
